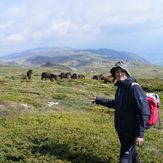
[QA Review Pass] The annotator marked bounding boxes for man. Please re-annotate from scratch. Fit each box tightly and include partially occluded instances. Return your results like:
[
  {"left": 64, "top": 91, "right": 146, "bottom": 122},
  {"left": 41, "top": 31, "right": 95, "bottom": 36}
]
[{"left": 91, "top": 61, "right": 150, "bottom": 163}]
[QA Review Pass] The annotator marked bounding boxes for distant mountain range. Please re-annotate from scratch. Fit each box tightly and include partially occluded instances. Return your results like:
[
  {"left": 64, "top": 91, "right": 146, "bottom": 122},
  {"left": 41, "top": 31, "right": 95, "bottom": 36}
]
[{"left": 0, "top": 47, "right": 149, "bottom": 68}]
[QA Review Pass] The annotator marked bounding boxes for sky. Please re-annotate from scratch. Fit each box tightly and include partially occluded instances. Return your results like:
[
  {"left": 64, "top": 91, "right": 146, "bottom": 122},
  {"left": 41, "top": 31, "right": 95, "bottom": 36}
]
[{"left": 0, "top": 0, "right": 163, "bottom": 65}]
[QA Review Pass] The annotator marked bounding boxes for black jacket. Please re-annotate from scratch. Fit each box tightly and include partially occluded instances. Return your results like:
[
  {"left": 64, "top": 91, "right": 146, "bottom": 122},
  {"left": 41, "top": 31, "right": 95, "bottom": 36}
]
[{"left": 95, "top": 77, "right": 150, "bottom": 138}]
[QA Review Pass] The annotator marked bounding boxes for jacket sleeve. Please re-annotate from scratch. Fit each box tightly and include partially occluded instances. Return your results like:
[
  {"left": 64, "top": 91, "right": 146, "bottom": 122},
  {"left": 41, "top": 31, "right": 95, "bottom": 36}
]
[
  {"left": 131, "top": 84, "right": 150, "bottom": 137},
  {"left": 95, "top": 97, "right": 115, "bottom": 109}
]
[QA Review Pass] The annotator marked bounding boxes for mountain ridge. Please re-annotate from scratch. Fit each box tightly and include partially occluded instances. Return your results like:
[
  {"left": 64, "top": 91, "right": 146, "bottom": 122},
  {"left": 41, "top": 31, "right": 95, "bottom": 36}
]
[{"left": 0, "top": 47, "right": 149, "bottom": 68}]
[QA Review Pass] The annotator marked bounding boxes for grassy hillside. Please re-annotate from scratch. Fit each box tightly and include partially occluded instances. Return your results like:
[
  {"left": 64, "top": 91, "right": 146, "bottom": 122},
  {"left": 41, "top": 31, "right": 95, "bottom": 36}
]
[{"left": 0, "top": 65, "right": 162, "bottom": 162}]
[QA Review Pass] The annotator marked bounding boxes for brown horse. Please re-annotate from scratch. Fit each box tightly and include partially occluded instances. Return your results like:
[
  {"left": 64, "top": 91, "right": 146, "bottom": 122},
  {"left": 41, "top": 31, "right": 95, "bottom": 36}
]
[
  {"left": 78, "top": 74, "right": 85, "bottom": 79},
  {"left": 103, "top": 75, "right": 114, "bottom": 83}
]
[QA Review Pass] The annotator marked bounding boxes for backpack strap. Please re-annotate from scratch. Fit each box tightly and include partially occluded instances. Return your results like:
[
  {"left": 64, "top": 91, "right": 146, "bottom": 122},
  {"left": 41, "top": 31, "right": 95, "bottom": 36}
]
[
  {"left": 129, "top": 82, "right": 140, "bottom": 105},
  {"left": 131, "top": 82, "right": 140, "bottom": 87},
  {"left": 130, "top": 82, "right": 140, "bottom": 97}
]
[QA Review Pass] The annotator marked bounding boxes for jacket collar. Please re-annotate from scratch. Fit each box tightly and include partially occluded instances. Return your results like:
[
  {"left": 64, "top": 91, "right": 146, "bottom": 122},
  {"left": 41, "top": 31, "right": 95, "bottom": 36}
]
[{"left": 114, "top": 77, "right": 136, "bottom": 89}]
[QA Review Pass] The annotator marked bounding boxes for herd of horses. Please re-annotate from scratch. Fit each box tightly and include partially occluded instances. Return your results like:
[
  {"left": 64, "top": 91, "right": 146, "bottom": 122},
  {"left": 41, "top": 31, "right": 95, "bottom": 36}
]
[
  {"left": 26, "top": 70, "right": 113, "bottom": 83},
  {"left": 41, "top": 72, "right": 86, "bottom": 81}
]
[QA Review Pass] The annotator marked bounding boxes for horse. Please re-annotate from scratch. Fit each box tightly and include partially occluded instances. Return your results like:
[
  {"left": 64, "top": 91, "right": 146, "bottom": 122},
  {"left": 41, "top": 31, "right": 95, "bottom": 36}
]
[
  {"left": 58, "top": 72, "right": 71, "bottom": 79},
  {"left": 103, "top": 75, "right": 114, "bottom": 83},
  {"left": 27, "top": 70, "right": 33, "bottom": 80},
  {"left": 92, "top": 74, "right": 104, "bottom": 80},
  {"left": 71, "top": 73, "right": 78, "bottom": 79},
  {"left": 41, "top": 72, "right": 57, "bottom": 81},
  {"left": 78, "top": 74, "right": 85, "bottom": 79}
]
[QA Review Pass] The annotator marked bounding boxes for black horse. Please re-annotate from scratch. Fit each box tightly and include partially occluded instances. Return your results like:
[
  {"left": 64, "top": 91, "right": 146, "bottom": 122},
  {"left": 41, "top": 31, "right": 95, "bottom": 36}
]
[
  {"left": 58, "top": 72, "right": 71, "bottom": 79},
  {"left": 41, "top": 72, "right": 57, "bottom": 81},
  {"left": 27, "top": 70, "right": 33, "bottom": 79},
  {"left": 71, "top": 73, "right": 78, "bottom": 79}
]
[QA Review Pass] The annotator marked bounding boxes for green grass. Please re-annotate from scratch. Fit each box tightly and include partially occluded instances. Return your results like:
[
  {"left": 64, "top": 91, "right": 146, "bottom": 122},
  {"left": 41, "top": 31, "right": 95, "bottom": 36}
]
[{"left": 0, "top": 65, "right": 162, "bottom": 162}]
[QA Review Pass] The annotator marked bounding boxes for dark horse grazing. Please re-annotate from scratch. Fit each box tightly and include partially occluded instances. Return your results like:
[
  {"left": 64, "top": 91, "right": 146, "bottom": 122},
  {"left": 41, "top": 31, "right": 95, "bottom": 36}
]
[
  {"left": 92, "top": 74, "right": 104, "bottom": 80},
  {"left": 41, "top": 72, "right": 57, "bottom": 81},
  {"left": 27, "top": 70, "right": 33, "bottom": 79},
  {"left": 58, "top": 72, "right": 71, "bottom": 79},
  {"left": 78, "top": 74, "right": 85, "bottom": 79},
  {"left": 71, "top": 73, "right": 78, "bottom": 79}
]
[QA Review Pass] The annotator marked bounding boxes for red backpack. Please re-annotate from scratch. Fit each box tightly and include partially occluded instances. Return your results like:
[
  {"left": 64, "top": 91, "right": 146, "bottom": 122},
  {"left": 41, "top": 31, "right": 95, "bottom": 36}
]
[
  {"left": 146, "top": 93, "right": 160, "bottom": 128},
  {"left": 131, "top": 83, "right": 161, "bottom": 129}
]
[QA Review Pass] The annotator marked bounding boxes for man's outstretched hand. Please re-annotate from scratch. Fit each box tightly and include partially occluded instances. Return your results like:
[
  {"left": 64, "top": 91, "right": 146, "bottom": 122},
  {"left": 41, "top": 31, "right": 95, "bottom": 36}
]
[{"left": 90, "top": 96, "right": 96, "bottom": 104}]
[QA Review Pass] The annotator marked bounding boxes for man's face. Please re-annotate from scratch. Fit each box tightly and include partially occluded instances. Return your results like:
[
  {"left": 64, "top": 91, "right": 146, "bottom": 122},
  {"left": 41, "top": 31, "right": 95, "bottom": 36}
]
[{"left": 115, "top": 68, "right": 127, "bottom": 81}]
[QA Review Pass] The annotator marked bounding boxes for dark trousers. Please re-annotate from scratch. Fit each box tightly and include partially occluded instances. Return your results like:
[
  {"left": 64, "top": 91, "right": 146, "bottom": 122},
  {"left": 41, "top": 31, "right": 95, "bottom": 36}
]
[{"left": 118, "top": 136, "right": 140, "bottom": 163}]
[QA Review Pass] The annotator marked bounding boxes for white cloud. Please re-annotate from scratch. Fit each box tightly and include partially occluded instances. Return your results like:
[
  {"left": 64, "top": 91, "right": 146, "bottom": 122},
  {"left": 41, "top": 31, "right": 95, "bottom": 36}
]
[
  {"left": 0, "top": 0, "right": 163, "bottom": 56},
  {"left": 6, "top": 33, "right": 24, "bottom": 43},
  {"left": 0, "top": 21, "right": 14, "bottom": 30},
  {"left": 50, "top": 21, "right": 72, "bottom": 35}
]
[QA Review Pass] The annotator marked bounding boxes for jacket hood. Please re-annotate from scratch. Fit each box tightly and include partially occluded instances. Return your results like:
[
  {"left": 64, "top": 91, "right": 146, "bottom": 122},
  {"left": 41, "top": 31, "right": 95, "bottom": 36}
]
[{"left": 110, "top": 61, "right": 131, "bottom": 77}]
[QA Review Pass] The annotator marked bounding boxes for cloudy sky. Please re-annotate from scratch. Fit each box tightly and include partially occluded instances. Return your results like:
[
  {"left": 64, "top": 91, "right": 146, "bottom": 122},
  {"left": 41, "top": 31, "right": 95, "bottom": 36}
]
[{"left": 0, "top": 0, "right": 163, "bottom": 64}]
